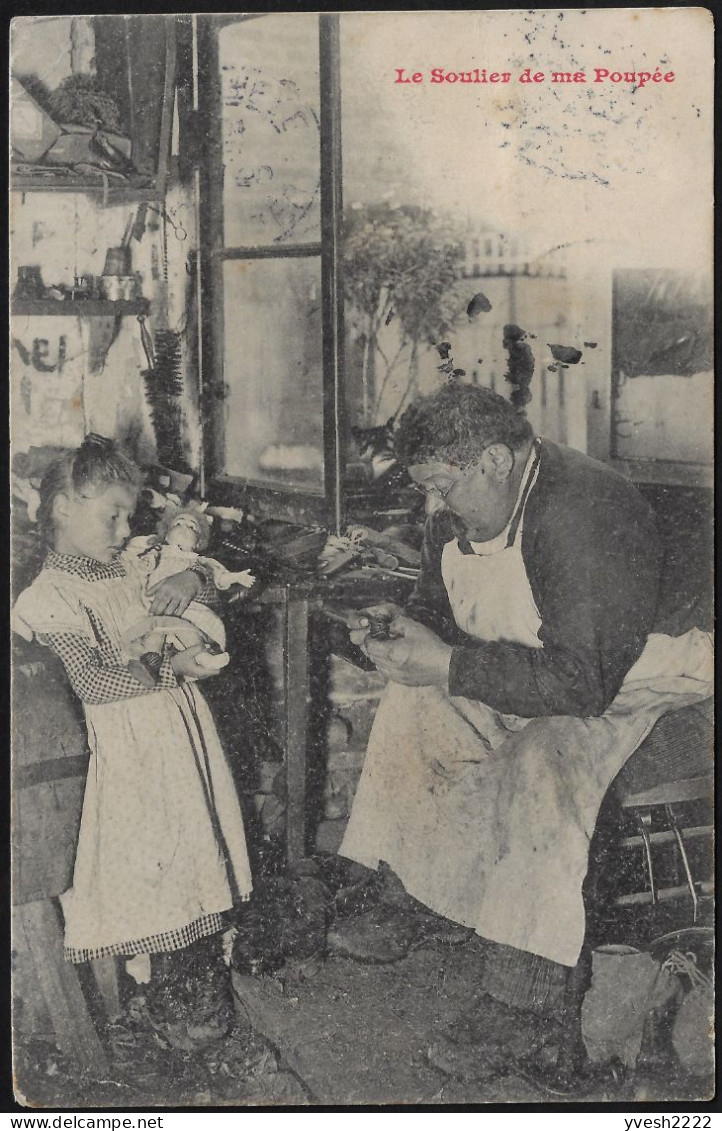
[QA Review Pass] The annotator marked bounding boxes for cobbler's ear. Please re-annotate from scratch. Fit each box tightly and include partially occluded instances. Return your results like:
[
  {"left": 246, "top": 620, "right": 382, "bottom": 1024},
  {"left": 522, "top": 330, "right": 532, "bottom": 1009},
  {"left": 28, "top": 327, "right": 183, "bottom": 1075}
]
[
  {"left": 52, "top": 492, "right": 72, "bottom": 524},
  {"left": 484, "top": 443, "right": 515, "bottom": 480}
]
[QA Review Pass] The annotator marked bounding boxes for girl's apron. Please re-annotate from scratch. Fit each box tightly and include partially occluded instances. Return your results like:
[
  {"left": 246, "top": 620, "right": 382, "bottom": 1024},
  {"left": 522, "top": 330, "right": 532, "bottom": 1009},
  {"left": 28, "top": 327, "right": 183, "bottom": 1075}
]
[{"left": 340, "top": 449, "right": 712, "bottom": 967}]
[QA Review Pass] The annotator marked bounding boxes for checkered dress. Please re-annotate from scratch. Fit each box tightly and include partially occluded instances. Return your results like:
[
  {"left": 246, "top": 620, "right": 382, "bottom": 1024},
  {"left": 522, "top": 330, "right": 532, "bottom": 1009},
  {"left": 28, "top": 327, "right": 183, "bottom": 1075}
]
[{"left": 13, "top": 552, "right": 252, "bottom": 962}]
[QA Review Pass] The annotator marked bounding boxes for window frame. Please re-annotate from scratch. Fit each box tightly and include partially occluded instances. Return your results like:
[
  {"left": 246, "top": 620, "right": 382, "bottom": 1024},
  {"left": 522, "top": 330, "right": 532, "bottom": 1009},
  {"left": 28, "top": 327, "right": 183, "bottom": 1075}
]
[{"left": 196, "top": 13, "right": 346, "bottom": 530}]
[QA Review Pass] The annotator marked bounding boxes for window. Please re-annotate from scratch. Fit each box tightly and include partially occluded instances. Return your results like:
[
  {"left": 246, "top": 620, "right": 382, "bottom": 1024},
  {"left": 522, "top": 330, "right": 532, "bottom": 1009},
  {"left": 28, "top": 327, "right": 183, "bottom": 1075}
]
[
  {"left": 197, "top": 14, "right": 344, "bottom": 527},
  {"left": 611, "top": 269, "right": 713, "bottom": 468}
]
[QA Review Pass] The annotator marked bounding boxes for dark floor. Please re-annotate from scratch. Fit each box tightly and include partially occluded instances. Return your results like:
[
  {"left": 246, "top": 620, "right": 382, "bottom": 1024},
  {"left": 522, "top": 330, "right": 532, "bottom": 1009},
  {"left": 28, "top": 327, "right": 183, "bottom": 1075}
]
[{"left": 13, "top": 916, "right": 714, "bottom": 1109}]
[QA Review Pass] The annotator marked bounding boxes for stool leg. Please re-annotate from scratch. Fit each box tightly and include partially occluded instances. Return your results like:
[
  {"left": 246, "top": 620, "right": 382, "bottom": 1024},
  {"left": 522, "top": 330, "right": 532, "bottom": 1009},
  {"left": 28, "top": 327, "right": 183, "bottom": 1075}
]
[{"left": 91, "top": 956, "right": 122, "bottom": 1022}]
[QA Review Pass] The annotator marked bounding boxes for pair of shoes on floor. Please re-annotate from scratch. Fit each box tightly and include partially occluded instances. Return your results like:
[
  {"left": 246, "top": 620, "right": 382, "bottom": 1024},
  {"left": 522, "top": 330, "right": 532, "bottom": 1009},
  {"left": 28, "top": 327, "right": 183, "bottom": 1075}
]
[
  {"left": 374, "top": 861, "right": 431, "bottom": 914},
  {"left": 327, "top": 902, "right": 473, "bottom": 964},
  {"left": 330, "top": 859, "right": 429, "bottom": 920},
  {"left": 326, "top": 904, "right": 420, "bottom": 963},
  {"left": 333, "top": 873, "right": 382, "bottom": 919},
  {"left": 142, "top": 946, "right": 235, "bottom": 1048},
  {"left": 329, "top": 859, "right": 473, "bottom": 962}
]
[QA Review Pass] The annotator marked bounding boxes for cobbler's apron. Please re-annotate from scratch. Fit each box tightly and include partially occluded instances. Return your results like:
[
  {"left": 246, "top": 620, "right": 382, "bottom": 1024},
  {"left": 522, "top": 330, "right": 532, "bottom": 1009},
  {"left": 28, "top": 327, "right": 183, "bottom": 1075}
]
[{"left": 340, "top": 463, "right": 713, "bottom": 967}]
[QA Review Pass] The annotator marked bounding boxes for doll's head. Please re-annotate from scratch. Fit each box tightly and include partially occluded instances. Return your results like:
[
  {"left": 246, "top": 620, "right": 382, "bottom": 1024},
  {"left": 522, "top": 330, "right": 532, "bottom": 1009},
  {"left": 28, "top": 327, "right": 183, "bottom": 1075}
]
[
  {"left": 166, "top": 514, "right": 204, "bottom": 553},
  {"left": 38, "top": 434, "right": 142, "bottom": 563},
  {"left": 158, "top": 504, "right": 212, "bottom": 554}
]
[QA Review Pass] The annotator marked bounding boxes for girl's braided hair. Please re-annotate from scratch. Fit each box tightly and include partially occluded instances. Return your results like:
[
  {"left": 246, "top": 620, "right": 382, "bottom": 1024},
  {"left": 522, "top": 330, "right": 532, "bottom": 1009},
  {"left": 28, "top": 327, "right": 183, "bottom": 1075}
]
[
  {"left": 36, "top": 434, "right": 142, "bottom": 544},
  {"left": 394, "top": 383, "right": 533, "bottom": 468}
]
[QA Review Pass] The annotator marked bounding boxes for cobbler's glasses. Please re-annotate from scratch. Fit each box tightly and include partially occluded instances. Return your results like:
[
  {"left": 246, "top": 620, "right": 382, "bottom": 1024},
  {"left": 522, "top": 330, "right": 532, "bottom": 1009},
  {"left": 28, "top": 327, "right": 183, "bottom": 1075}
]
[
  {"left": 412, "top": 480, "right": 457, "bottom": 501},
  {"left": 412, "top": 453, "right": 485, "bottom": 501}
]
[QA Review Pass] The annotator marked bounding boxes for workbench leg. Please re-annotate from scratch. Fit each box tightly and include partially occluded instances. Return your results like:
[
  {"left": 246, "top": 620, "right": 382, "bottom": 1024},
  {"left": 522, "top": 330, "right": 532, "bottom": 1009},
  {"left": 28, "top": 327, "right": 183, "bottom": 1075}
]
[
  {"left": 284, "top": 594, "right": 310, "bottom": 866},
  {"left": 15, "top": 899, "right": 108, "bottom": 1075}
]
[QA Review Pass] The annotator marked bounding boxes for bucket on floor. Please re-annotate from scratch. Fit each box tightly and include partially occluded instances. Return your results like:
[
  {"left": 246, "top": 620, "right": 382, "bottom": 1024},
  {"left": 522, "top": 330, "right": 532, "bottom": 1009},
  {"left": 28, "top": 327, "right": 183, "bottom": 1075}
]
[{"left": 581, "top": 944, "right": 671, "bottom": 1069}]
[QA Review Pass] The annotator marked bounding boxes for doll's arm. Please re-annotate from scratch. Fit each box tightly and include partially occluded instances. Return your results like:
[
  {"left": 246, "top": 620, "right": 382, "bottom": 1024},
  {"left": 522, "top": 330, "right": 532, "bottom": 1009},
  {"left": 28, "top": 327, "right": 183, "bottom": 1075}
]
[{"left": 199, "top": 556, "right": 256, "bottom": 591}]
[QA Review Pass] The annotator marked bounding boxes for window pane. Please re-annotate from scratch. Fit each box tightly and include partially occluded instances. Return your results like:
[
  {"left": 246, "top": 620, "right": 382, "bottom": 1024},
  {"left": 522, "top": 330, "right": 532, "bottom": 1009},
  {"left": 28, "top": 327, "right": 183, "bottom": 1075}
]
[
  {"left": 613, "top": 270, "right": 713, "bottom": 464},
  {"left": 219, "top": 15, "right": 321, "bottom": 248},
  {"left": 221, "top": 258, "right": 324, "bottom": 492}
]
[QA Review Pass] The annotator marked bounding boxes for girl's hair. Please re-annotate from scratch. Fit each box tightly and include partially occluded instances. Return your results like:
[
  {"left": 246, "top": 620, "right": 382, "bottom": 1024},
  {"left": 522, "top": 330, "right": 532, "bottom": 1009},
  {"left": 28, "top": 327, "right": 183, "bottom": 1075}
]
[
  {"left": 37, "top": 433, "right": 143, "bottom": 544},
  {"left": 394, "top": 383, "right": 534, "bottom": 468}
]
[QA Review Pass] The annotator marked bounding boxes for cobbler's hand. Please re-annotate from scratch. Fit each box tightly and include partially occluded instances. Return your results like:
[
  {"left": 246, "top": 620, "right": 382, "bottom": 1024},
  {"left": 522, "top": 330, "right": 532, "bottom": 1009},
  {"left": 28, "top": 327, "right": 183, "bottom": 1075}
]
[
  {"left": 148, "top": 570, "right": 203, "bottom": 616},
  {"left": 348, "top": 603, "right": 404, "bottom": 647},
  {"left": 363, "top": 615, "right": 452, "bottom": 688},
  {"left": 171, "top": 643, "right": 221, "bottom": 681}
]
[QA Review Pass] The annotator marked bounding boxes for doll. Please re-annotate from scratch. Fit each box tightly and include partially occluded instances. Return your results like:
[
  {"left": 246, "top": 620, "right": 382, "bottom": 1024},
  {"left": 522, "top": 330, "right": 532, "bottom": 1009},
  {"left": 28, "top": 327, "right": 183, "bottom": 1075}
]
[
  {"left": 150, "top": 505, "right": 256, "bottom": 593},
  {"left": 123, "top": 504, "right": 255, "bottom": 685}
]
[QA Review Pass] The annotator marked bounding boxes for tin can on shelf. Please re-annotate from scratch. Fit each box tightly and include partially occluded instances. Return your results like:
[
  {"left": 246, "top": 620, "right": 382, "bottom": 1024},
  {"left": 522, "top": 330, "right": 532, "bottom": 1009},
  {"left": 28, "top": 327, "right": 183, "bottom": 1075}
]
[
  {"left": 99, "top": 274, "right": 139, "bottom": 301},
  {"left": 102, "top": 246, "right": 132, "bottom": 276}
]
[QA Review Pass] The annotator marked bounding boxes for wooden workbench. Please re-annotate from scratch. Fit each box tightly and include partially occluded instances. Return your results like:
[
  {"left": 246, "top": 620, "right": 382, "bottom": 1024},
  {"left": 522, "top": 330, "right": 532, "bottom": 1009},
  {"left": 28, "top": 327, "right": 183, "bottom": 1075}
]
[{"left": 227, "top": 568, "right": 415, "bottom": 863}]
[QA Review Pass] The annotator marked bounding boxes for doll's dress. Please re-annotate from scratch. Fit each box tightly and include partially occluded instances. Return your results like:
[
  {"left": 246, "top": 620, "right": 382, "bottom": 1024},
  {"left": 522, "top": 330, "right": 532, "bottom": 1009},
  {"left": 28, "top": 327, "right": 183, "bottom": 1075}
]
[
  {"left": 128, "top": 540, "right": 228, "bottom": 652},
  {"left": 13, "top": 550, "right": 252, "bottom": 961}
]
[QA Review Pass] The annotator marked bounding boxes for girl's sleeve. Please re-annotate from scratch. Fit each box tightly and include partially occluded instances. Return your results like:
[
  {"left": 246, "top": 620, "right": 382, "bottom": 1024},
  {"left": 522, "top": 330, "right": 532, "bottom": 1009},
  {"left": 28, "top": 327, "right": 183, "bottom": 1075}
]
[
  {"left": 13, "top": 577, "right": 92, "bottom": 640},
  {"left": 13, "top": 575, "right": 178, "bottom": 705},
  {"left": 39, "top": 631, "right": 179, "bottom": 705}
]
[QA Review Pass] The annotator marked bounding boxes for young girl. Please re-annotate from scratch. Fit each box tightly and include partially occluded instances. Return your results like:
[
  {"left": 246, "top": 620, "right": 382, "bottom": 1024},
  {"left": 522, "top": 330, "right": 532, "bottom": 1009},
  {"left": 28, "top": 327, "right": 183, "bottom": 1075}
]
[{"left": 12, "top": 434, "right": 252, "bottom": 985}]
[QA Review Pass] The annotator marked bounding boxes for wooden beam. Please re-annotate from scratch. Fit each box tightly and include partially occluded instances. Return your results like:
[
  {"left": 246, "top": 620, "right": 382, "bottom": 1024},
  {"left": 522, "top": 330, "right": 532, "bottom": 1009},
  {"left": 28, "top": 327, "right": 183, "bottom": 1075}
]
[
  {"left": 15, "top": 900, "right": 108, "bottom": 1075},
  {"left": 283, "top": 591, "right": 311, "bottom": 864}
]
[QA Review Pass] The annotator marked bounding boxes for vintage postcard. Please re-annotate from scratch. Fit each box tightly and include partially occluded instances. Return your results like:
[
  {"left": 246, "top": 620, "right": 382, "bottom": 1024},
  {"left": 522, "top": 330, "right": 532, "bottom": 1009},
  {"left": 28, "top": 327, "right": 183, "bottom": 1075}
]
[{"left": 9, "top": 6, "right": 714, "bottom": 1111}]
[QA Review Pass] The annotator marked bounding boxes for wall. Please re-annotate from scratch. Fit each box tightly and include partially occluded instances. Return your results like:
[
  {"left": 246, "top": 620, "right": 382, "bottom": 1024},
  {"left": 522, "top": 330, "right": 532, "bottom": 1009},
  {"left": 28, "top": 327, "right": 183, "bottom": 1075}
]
[
  {"left": 10, "top": 17, "right": 199, "bottom": 469},
  {"left": 12, "top": 192, "right": 153, "bottom": 457}
]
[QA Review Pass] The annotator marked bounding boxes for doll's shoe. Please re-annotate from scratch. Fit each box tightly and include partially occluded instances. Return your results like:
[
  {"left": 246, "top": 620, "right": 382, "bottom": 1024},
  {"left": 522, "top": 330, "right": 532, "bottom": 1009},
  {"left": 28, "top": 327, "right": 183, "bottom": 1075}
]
[
  {"left": 128, "top": 657, "right": 160, "bottom": 687},
  {"left": 195, "top": 650, "right": 230, "bottom": 670},
  {"left": 141, "top": 652, "right": 164, "bottom": 677}
]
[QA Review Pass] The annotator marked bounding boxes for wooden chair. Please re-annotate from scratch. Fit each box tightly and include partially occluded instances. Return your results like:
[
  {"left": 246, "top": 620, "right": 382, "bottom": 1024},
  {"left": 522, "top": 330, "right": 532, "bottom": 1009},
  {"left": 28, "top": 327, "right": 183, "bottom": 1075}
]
[
  {"left": 533, "top": 697, "right": 714, "bottom": 1094},
  {"left": 606, "top": 698, "right": 713, "bottom": 922}
]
